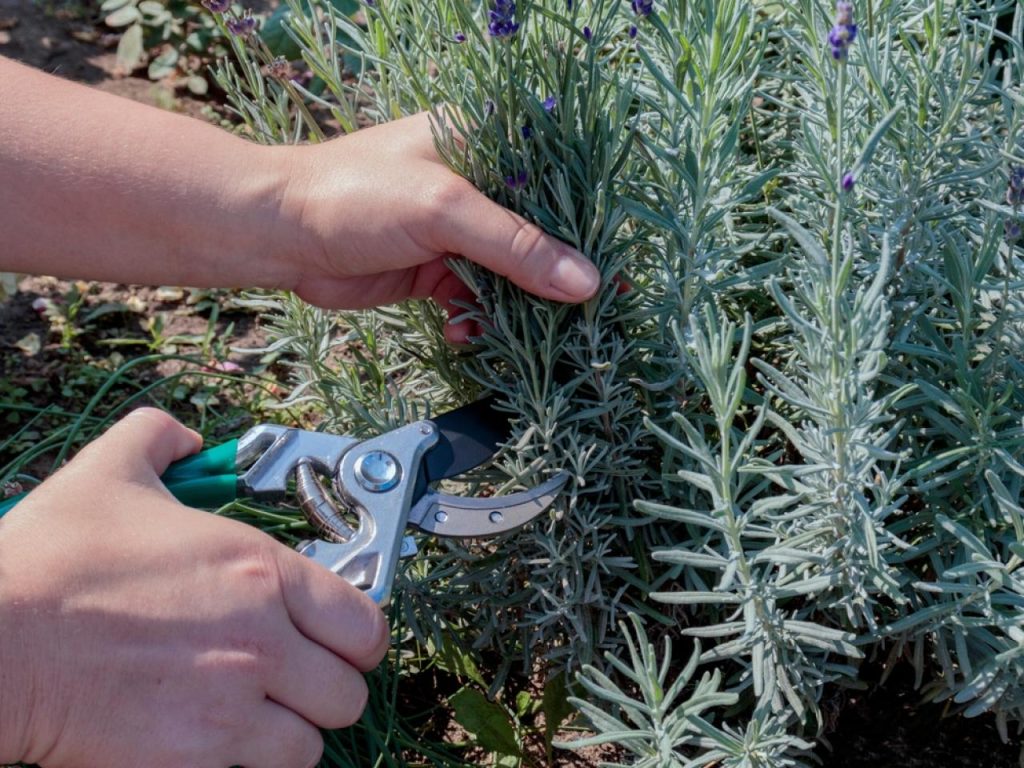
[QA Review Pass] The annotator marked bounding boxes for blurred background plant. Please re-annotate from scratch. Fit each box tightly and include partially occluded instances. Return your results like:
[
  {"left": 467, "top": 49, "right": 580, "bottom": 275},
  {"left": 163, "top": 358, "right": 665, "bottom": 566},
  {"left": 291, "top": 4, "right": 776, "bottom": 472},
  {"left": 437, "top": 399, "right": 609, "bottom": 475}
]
[
  {"left": 99, "top": 0, "right": 217, "bottom": 91},
  {"left": 27, "top": 0, "right": 366, "bottom": 102}
]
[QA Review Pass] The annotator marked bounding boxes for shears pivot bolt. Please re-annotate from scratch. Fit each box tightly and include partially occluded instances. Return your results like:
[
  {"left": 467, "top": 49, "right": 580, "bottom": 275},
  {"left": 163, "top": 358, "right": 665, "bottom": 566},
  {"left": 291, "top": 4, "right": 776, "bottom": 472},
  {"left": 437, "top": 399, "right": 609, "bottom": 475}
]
[{"left": 354, "top": 450, "right": 401, "bottom": 493}]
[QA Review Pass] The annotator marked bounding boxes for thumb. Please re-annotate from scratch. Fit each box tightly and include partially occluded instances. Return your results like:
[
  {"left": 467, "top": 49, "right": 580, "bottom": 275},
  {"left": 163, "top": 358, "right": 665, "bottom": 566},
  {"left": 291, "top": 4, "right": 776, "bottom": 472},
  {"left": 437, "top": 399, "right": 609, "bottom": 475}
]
[
  {"left": 434, "top": 181, "right": 601, "bottom": 303},
  {"left": 86, "top": 408, "right": 203, "bottom": 477}
]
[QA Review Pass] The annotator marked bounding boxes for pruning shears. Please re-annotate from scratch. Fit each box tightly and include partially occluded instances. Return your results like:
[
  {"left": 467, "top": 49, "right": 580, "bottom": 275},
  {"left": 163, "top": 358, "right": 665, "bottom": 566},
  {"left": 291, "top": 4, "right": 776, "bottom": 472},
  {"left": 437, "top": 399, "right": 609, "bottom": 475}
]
[{"left": 0, "top": 399, "right": 567, "bottom": 605}]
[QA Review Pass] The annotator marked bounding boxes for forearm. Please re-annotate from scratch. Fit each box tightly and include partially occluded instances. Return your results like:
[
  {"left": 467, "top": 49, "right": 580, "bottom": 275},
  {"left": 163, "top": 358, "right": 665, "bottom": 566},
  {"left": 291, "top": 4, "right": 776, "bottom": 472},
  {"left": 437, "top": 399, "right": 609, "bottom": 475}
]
[{"left": 0, "top": 55, "right": 297, "bottom": 290}]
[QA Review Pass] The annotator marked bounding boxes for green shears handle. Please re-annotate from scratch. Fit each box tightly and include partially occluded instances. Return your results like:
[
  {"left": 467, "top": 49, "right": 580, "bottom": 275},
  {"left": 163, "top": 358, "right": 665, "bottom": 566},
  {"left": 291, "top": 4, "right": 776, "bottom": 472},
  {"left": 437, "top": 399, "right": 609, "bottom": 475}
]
[{"left": 0, "top": 439, "right": 240, "bottom": 518}]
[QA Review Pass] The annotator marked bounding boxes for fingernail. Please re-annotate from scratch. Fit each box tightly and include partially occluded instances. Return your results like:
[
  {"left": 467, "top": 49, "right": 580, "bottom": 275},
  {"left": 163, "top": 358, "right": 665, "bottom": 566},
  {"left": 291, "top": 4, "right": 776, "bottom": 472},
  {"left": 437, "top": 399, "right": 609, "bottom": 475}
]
[{"left": 550, "top": 251, "right": 600, "bottom": 299}]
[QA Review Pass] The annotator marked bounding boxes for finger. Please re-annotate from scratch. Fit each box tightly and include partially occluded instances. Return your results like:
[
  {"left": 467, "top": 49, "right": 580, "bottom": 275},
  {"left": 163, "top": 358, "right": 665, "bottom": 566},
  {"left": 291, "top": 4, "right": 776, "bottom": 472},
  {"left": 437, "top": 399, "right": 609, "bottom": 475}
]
[
  {"left": 406, "top": 258, "right": 482, "bottom": 343},
  {"left": 232, "top": 700, "right": 323, "bottom": 768},
  {"left": 430, "top": 272, "right": 482, "bottom": 344},
  {"left": 274, "top": 545, "right": 390, "bottom": 671},
  {"left": 431, "top": 182, "right": 600, "bottom": 303},
  {"left": 265, "top": 628, "right": 370, "bottom": 729},
  {"left": 443, "top": 312, "right": 480, "bottom": 345},
  {"left": 293, "top": 270, "right": 414, "bottom": 311},
  {"left": 83, "top": 407, "right": 202, "bottom": 476}
]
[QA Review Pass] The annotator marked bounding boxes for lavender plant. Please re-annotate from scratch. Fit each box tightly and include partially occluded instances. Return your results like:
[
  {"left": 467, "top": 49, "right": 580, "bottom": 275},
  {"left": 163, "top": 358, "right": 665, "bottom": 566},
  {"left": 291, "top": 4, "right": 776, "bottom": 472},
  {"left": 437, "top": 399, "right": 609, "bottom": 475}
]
[{"left": 212, "top": 0, "right": 1024, "bottom": 763}]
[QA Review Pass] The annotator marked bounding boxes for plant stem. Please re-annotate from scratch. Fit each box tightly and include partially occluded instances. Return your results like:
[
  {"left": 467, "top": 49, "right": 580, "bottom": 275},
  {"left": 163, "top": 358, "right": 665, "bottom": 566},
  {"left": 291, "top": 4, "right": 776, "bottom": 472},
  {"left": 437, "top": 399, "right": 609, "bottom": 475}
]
[{"left": 831, "top": 61, "right": 846, "bottom": 381}]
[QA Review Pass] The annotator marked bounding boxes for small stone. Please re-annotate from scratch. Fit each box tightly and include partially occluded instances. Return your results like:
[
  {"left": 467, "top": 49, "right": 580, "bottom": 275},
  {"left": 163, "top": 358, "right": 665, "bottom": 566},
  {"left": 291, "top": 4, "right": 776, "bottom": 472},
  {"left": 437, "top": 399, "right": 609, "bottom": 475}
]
[
  {"left": 15, "top": 333, "right": 41, "bottom": 356},
  {"left": 156, "top": 286, "right": 185, "bottom": 302}
]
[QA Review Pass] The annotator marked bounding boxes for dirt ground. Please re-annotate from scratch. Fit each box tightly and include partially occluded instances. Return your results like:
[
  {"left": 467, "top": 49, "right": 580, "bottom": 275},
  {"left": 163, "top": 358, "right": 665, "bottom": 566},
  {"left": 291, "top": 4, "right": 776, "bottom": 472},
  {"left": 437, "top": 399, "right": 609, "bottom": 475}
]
[
  {"left": 0, "top": 0, "right": 214, "bottom": 114},
  {"left": 1, "top": 1, "right": 1022, "bottom": 766}
]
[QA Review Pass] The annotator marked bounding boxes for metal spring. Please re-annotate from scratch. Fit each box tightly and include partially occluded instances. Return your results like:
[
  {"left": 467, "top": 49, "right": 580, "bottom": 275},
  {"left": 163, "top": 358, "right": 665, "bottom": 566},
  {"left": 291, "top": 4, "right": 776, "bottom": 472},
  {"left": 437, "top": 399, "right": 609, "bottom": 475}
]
[{"left": 295, "top": 460, "right": 356, "bottom": 543}]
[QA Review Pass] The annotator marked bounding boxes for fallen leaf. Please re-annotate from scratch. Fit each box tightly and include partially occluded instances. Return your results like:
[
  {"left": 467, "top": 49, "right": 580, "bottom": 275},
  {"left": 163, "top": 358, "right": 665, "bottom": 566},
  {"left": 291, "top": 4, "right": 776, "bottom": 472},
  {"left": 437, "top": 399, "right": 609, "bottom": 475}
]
[
  {"left": 156, "top": 286, "right": 185, "bottom": 302},
  {"left": 71, "top": 28, "right": 100, "bottom": 43},
  {"left": 15, "top": 333, "right": 41, "bottom": 356}
]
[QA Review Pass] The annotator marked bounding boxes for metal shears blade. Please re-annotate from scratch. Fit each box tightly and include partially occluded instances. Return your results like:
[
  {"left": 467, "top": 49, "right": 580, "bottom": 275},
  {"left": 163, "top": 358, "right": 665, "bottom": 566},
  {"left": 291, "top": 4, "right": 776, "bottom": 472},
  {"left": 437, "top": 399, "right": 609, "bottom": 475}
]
[
  {"left": 422, "top": 395, "right": 510, "bottom": 483},
  {"left": 229, "top": 398, "right": 568, "bottom": 605}
]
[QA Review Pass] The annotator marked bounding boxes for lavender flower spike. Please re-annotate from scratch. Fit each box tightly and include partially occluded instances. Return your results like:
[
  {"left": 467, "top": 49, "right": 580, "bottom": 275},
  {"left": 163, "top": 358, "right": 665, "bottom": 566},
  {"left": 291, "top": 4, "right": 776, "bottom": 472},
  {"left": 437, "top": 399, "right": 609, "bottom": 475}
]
[
  {"left": 1005, "top": 219, "right": 1022, "bottom": 243},
  {"left": 841, "top": 172, "right": 855, "bottom": 192},
  {"left": 505, "top": 169, "right": 528, "bottom": 190},
  {"left": 542, "top": 96, "right": 557, "bottom": 111},
  {"left": 227, "top": 10, "right": 258, "bottom": 37},
  {"left": 488, "top": 0, "right": 520, "bottom": 38},
  {"left": 828, "top": 1, "right": 858, "bottom": 61},
  {"left": 631, "top": 0, "right": 654, "bottom": 17},
  {"left": 1007, "top": 164, "right": 1024, "bottom": 206},
  {"left": 201, "top": 0, "right": 231, "bottom": 13}
]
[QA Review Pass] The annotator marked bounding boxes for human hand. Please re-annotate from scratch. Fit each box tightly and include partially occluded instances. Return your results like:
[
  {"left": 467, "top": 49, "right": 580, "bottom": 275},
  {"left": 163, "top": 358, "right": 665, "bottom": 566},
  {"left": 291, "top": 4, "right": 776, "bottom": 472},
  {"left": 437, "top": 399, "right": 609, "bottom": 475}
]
[
  {"left": 0, "top": 409, "right": 388, "bottom": 768},
  {"left": 3, "top": 62, "right": 597, "bottom": 328},
  {"left": 275, "top": 112, "right": 600, "bottom": 342}
]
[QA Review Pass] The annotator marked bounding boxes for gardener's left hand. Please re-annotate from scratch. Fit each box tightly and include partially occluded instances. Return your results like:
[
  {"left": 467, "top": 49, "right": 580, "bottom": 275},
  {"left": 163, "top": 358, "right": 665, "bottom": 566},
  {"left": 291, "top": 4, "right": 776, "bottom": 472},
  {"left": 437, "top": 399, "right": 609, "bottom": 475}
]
[
  {"left": 276, "top": 113, "right": 600, "bottom": 341},
  {"left": 0, "top": 59, "right": 600, "bottom": 343}
]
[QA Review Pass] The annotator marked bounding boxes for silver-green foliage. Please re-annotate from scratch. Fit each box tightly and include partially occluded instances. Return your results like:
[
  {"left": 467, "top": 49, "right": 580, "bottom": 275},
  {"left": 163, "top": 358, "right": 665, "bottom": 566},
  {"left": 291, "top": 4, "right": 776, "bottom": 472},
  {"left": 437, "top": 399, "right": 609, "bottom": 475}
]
[{"left": 217, "top": 0, "right": 1024, "bottom": 763}]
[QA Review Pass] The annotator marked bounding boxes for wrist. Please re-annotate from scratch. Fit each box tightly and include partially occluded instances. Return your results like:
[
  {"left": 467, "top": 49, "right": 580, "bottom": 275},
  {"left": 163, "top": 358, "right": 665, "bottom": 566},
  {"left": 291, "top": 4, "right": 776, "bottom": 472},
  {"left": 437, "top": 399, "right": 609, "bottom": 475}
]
[
  {"left": 259, "top": 143, "right": 328, "bottom": 291},
  {"left": 204, "top": 141, "right": 306, "bottom": 294}
]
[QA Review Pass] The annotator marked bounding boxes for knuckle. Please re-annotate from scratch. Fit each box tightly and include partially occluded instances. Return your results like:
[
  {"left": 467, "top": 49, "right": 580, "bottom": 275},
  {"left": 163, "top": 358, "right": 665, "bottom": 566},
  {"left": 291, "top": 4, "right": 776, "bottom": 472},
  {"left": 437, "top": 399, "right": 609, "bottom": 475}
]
[
  {"left": 231, "top": 542, "right": 285, "bottom": 600},
  {"left": 228, "top": 632, "right": 286, "bottom": 671},
  {"left": 194, "top": 693, "right": 247, "bottom": 734},
  {"left": 197, "top": 647, "right": 261, "bottom": 682},
  {"left": 125, "top": 406, "right": 181, "bottom": 433},
  {"left": 317, "top": 662, "right": 371, "bottom": 729},
  {"left": 423, "top": 178, "right": 470, "bottom": 222},
  {"left": 340, "top": 591, "right": 390, "bottom": 668},
  {"left": 334, "top": 674, "right": 370, "bottom": 728},
  {"left": 508, "top": 222, "right": 549, "bottom": 283},
  {"left": 360, "top": 605, "right": 391, "bottom": 665}
]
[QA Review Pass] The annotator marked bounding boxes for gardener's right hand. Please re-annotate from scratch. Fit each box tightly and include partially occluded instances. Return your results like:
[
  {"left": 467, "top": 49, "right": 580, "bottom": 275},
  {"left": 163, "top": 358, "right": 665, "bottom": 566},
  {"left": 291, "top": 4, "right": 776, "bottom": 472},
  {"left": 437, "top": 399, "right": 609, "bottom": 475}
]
[{"left": 0, "top": 408, "right": 389, "bottom": 768}]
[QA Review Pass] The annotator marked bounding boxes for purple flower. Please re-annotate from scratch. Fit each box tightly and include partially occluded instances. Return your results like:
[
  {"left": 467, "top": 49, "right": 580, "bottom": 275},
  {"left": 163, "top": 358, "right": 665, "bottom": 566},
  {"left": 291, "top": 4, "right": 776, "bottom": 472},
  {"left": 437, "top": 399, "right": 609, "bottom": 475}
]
[
  {"left": 227, "top": 10, "right": 257, "bottom": 37},
  {"left": 542, "top": 96, "right": 557, "bottom": 111},
  {"left": 484, "top": 99, "right": 496, "bottom": 117},
  {"left": 828, "top": 1, "right": 857, "bottom": 61},
  {"left": 566, "top": 0, "right": 572, "bottom": 9},
  {"left": 1008, "top": 165, "right": 1024, "bottom": 206},
  {"left": 583, "top": 25, "right": 592, "bottom": 41},
  {"left": 505, "top": 169, "right": 528, "bottom": 189},
  {"left": 521, "top": 125, "right": 533, "bottom": 139},
  {"left": 842, "top": 172, "right": 855, "bottom": 192},
  {"left": 454, "top": 31, "right": 467, "bottom": 43},
  {"left": 1005, "top": 219, "right": 1022, "bottom": 243},
  {"left": 631, "top": 0, "right": 654, "bottom": 17},
  {"left": 628, "top": 24, "right": 638, "bottom": 38},
  {"left": 201, "top": 0, "right": 230, "bottom": 13},
  {"left": 488, "top": 0, "right": 519, "bottom": 38}
]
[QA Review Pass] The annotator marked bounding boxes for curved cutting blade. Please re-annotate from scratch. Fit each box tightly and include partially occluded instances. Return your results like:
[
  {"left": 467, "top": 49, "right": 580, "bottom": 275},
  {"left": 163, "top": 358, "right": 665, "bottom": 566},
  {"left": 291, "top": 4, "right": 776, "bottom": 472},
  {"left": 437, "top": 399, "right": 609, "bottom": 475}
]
[
  {"left": 423, "top": 396, "right": 510, "bottom": 482},
  {"left": 408, "top": 472, "right": 569, "bottom": 538}
]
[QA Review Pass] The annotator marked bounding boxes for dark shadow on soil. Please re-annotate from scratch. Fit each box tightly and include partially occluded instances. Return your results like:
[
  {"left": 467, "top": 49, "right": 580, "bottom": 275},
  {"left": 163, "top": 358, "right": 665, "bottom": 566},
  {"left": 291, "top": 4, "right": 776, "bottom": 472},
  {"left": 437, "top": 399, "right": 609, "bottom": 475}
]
[{"left": 816, "top": 660, "right": 1020, "bottom": 767}]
